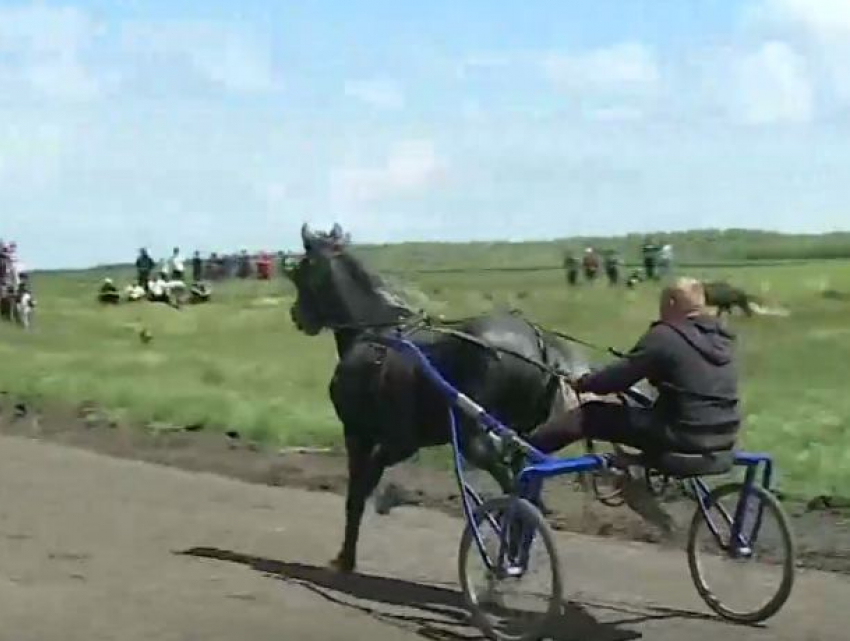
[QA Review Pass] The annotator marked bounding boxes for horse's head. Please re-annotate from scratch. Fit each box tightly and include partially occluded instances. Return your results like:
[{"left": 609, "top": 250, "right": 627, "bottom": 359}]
[{"left": 283, "top": 222, "right": 413, "bottom": 336}]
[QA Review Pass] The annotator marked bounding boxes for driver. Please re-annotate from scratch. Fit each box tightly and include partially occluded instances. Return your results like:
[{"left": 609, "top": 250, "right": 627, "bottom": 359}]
[
  {"left": 521, "top": 277, "right": 741, "bottom": 528},
  {"left": 529, "top": 276, "right": 740, "bottom": 453}
]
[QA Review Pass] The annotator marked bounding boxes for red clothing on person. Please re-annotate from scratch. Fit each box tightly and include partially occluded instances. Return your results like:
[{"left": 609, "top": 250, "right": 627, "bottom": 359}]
[{"left": 256, "top": 252, "right": 272, "bottom": 280}]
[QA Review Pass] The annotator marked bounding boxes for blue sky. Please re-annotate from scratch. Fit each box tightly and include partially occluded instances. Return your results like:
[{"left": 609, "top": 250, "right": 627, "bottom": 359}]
[{"left": 2, "top": 0, "right": 850, "bottom": 268}]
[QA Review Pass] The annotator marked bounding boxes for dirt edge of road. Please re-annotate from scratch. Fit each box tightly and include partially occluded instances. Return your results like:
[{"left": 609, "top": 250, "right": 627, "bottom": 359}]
[{"left": 1, "top": 393, "right": 848, "bottom": 575}]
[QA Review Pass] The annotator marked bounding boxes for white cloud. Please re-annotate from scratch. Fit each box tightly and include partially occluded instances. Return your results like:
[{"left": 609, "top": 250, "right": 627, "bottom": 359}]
[
  {"left": 0, "top": 4, "right": 99, "bottom": 56},
  {"left": 330, "top": 139, "right": 445, "bottom": 208},
  {"left": 0, "top": 4, "right": 103, "bottom": 101},
  {"left": 455, "top": 53, "right": 514, "bottom": 80},
  {"left": 588, "top": 105, "right": 645, "bottom": 122},
  {"left": 745, "top": 0, "right": 850, "bottom": 108},
  {"left": 542, "top": 42, "right": 660, "bottom": 92},
  {"left": 758, "top": 0, "right": 850, "bottom": 36},
  {"left": 121, "top": 21, "right": 279, "bottom": 94},
  {"left": 344, "top": 78, "right": 404, "bottom": 110},
  {"left": 728, "top": 41, "right": 813, "bottom": 124}
]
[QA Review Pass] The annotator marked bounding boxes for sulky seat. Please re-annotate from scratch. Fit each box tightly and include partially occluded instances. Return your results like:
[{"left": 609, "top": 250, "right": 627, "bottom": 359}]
[{"left": 641, "top": 449, "right": 735, "bottom": 478}]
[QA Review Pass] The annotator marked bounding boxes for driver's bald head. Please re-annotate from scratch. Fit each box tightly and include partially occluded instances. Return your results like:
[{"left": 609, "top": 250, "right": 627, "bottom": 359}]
[{"left": 660, "top": 277, "right": 706, "bottom": 321}]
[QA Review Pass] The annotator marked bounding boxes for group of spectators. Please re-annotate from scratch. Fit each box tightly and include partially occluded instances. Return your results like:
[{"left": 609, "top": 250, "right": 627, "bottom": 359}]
[
  {"left": 99, "top": 246, "right": 288, "bottom": 308},
  {"left": 0, "top": 239, "right": 35, "bottom": 328},
  {"left": 563, "top": 238, "right": 674, "bottom": 288},
  {"left": 99, "top": 247, "right": 207, "bottom": 307},
  {"left": 135, "top": 248, "right": 281, "bottom": 286}
]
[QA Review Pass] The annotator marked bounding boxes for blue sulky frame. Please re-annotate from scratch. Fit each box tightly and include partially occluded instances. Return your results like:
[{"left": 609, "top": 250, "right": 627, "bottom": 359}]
[{"left": 373, "top": 332, "right": 783, "bottom": 578}]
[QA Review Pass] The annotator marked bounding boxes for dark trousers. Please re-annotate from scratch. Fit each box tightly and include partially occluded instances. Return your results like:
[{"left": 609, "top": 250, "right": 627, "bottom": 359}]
[{"left": 138, "top": 270, "right": 151, "bottom": 289}]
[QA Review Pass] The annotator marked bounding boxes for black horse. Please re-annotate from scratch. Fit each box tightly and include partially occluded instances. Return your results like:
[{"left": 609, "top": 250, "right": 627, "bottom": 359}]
[
  {"left": 283, "top": 223, "right": 592, "bottom": 573},
  {"left": 703, "top": 281, "right": 759, "bottom": 317}
]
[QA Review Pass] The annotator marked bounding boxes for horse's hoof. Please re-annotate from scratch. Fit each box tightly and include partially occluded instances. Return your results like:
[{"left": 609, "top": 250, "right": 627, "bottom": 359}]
[
  {"left": 374, "top": 482, "right": 402, "bottom": 516},
  {"left": 328, "top": 555, "right": 355, "bottom": 574}
]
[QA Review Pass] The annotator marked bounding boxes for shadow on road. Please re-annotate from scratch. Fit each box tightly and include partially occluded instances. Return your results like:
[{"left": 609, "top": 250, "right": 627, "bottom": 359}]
[{"left": 179, "top": 546, "right": 651, "bottom": 640}]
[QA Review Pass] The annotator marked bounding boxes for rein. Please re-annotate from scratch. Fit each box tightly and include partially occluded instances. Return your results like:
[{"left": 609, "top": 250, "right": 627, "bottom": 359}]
[
  {"left": 324, "top": 311, "right": 620, "bottom": 382},
  {"left": 319, "top": 310, "right": 658, "bottom": 410}
]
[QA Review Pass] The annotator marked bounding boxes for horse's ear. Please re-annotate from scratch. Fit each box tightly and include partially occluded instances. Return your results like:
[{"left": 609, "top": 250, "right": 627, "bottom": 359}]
[
  {"left": 301, "top": 223, "right": 317, "bottom": 250},
  {"left": 330, "top": 223, "right": 343, "bottom": 239}
]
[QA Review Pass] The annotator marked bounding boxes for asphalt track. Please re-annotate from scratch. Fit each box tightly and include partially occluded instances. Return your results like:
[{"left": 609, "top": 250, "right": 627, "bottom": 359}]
[{"left": 0, "top": 434, "right": 847, "bottom": 641}]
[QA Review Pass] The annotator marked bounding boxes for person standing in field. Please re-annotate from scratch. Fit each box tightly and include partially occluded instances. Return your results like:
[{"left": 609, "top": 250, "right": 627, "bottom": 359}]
[
  {"left": 256, "top": 251, "right": 272, "bottom": 280},
  {"left": 582, "top": 247, "right": 600, "bottom": 282},
  {"left": 168, "top": 247, "right": 185, "bottom": 282},
  {"left": 136, "top": 248, "right": 155, "bottom": 290},
  {"left": 604, "top": 249, "right": 621, "bottom": 286},
  {"left": 238, "top": 250, "right": 252, "bottom": 279},
  {"left": 658, "top": 244, "right": 674, "bottom": 278},
  {"left": 563, "top": 251, "right": 580, "bottom": 286},
  {"left": 6, "top": 242, "right": 21, "bottom": 289},
  {"left": 642, "top": 237, "right": 660, "bottom": 280},
  {"left": 192, "top": 251, "right": 203, "bottom": 283},
  {"left": 0, "top": 241, "right": 8, "bottom": 289}
]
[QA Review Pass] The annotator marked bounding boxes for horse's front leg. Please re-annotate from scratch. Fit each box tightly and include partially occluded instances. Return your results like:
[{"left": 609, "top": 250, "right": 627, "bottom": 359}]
[{"left": 331, "top": 435, "right": 386, "bottom": 574}]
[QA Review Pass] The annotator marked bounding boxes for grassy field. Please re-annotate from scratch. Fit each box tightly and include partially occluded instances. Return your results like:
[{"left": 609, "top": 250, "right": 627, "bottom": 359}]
[{"left": 2, "top": 238, "right": 850, "bottom": 499}]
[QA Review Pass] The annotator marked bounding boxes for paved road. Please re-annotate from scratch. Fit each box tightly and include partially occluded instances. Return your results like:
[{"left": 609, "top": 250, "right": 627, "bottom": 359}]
[{"left": 0, "top": 434, "right": 846, "bottom": 641}]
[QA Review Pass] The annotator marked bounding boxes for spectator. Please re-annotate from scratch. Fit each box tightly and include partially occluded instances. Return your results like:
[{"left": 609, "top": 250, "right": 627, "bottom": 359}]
[
  {"left": 7, "top": 241, "right": 20, "bottom": 288},
  {"left": 562, "top": 251, "right": 579, "bottom": 286},
  {"left": 189, "top": 282, "right": 212, "bottom": 304},
  {"left": 256, "top": 251, "right": 272, "bottom": 280},
  {"left": 237, "top": 250, "right": 252, "bottom": 279},
  {"left": 582, "top": 247, "right": 600, "bottom": 282},
  {"left": 642, "top": 237, "right": 660, "bottom": 281},
  {"left": 15, "top": 277, "right": 35, "bottom": 329},
  {"left": 0, "top": 242, "right": 8, "bottom": 288},
  {"left": 659, "top": 244, "right": 674, "bottom": 278},
  {"left": 98, "top": 278, "right": 120, "bottom": 304},
  {"left": 147, "top": 270, "right": 173, "bottom": 306},
  {"left": 604, "top": 249, "right": 621, "bottom": 286},
  {"left": 136, "top": 248, "right": 155, "bottom": 289},
  {"left": 192, "top": 251, "right": 203, "bottom": 282},
  {"left": 124, "top": 283, "right": 146, "bottom": 302},
  {"left": 168, "top": 247, "right": 185, "bottom": 282}
]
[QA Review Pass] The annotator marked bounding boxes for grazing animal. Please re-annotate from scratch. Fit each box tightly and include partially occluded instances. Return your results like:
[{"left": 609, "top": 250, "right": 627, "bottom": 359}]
[
  {"left": 283, "top": 223, "right": 598, "bottom": 574},
  {"left": 703, "top": 281, "right": 759, "bottom": 317}
]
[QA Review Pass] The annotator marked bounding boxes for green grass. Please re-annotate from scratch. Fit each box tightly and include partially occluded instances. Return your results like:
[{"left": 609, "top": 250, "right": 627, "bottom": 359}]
[{"left": 4, "top": 234, "right": 850, "bottom": 499}]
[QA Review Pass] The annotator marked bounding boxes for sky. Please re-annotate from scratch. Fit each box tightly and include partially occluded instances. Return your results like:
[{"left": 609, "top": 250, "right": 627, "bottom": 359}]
[{"left": 2, "top": 0, "right": 850, "bottom": 269}]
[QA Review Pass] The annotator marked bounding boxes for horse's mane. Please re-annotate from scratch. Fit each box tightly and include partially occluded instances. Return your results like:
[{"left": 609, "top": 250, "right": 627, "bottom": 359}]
[
  {"left": 332, "top": 250, "right": 414, "bottom": 313},
  {"left": 333, "top": 251, "right": 383, "bottom": 291}
]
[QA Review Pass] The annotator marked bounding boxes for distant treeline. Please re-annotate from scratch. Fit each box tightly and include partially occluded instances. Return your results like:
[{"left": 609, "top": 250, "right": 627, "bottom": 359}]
[
  {"left": 353, "top": 228, "right": 850, "bottom": 273},
  {"left": 34, "top": 228, "right": 850, "bottom": 277}
]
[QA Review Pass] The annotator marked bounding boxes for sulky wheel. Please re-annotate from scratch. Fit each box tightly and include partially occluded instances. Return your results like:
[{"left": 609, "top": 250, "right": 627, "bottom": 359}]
[
  {"left": 687, "top": 482, "right": 796, "bottom": 624},
  {"left": 458, "top": 496, "right": 563, "bottom": 641}
]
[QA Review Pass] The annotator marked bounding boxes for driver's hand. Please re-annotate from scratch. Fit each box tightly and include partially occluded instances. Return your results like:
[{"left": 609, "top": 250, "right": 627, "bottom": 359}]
[{"left": 560, "top": 372, "right": 584, "bottom": 389}]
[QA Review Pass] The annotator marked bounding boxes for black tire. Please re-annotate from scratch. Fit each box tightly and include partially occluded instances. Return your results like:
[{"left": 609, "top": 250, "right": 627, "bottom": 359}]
[
  {"left": 686, "top": 482, "right": 795, "bottom": 624},
  {"left": 458, "top": 496, "right": 563, "bottom": 641}
]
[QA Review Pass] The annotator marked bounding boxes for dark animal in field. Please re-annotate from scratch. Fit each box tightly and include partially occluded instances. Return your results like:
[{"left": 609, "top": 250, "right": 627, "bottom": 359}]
[
  {"left": 703, "top": 281, "right": 761, "bottom": 317},
  {"left": 822, "top": 289, "right": 850, "bottom": 302},
  {"left": 283, "top": 223, "right": 614, "bottom": 574}
]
